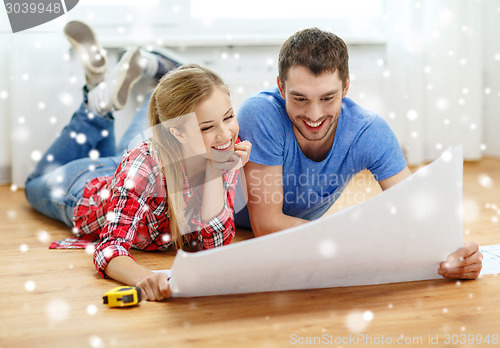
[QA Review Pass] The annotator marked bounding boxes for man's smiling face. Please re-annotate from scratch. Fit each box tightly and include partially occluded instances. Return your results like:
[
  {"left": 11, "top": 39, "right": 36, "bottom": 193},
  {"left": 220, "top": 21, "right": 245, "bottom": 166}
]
[{"left": 278, "top": 65, "right": 349, "bottom": 145}]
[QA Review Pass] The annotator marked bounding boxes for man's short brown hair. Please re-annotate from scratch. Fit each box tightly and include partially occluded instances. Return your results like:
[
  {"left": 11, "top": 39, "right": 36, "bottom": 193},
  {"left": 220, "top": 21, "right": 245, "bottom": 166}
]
[{"left": 278, "top": 28, "right": 349, "bottom": 86}]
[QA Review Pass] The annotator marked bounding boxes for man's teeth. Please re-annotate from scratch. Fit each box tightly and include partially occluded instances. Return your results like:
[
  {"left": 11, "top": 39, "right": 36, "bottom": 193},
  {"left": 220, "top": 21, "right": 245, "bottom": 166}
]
[
  {"left": 305, "top": 120, "right": 323, "bottom": 128},
  {"left": 213, "top": 140, "right": 231, "bottom": 150}
]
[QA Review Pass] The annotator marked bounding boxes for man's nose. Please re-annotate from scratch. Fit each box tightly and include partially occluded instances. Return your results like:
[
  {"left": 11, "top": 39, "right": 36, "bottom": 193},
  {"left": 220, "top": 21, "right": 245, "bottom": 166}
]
[{"left": 306, "top": 102, "right": 323, "bottom": 121}]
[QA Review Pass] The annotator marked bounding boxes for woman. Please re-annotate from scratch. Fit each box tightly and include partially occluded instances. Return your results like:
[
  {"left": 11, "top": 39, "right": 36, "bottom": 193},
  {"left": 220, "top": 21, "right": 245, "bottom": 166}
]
[
  {"left": 25, "top": 21, "right": 251, "bottom": 301},
  {"left": 100, "top": 64, "right": 251, "bottom": 301}
]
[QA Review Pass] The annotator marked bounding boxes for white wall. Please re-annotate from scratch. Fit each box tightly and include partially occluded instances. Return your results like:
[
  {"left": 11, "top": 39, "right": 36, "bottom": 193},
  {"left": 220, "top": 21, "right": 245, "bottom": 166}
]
[
  {"left": 5, "top": 38, "right": 388, "bottom": 188},
  {"left": 483, "top": 0, "right": 500, "bottom": 157},
  {"left": 1, "top": 0, "right": 499, "bottom": 186},
  {"left": 0, "top": 15, "right": 12, "bottom": 184}
]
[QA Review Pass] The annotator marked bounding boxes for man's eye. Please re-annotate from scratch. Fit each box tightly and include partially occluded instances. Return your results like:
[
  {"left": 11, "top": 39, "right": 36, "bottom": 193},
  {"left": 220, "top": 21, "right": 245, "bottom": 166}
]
[
  {"left": 294, "top": 98, "right": 307, "bottom": 102},
  {"left": 322, "top": 97, "right": 333, "bottom": 101}
]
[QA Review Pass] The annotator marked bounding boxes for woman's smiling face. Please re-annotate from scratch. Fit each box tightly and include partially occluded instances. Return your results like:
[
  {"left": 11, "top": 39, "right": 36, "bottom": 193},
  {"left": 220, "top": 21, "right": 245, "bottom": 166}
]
[{"left": 177, "top": 87, "right": 239, "bottom": 162}]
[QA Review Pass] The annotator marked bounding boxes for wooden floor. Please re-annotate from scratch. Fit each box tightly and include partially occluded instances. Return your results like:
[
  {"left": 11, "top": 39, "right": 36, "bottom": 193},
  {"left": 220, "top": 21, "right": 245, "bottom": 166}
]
[{"left": 1, "top": 158, "right": 500, "bottom": 347}]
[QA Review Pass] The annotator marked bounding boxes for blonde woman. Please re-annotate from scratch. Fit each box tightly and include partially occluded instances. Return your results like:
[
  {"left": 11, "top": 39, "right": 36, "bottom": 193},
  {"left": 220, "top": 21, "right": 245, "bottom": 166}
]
[
  {"left": 101, "top": 64, "right": 251, "bottom": 301},
  {"left": 25, "top": 22, "right": 251, "bottom": 301}
]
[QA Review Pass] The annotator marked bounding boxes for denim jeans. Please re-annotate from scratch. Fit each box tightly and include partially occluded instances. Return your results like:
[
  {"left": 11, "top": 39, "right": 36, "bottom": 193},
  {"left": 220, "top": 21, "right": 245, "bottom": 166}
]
[{"left": 25, "top": 87, "right": 149, "bottom": 227}]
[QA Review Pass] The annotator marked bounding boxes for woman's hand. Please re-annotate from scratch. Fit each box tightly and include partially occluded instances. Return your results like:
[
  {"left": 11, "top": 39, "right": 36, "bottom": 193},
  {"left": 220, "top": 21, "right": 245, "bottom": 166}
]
[
  {"left": 438, "top": 241, "right": 483, "bottom": 279},
  {"left": 233, "top": 140, "right": 252, "bottom": 169},
  {"left": 209, "top": 140, "right": 252, "bottom": 172},
  {"left": 136, "top": 272, "right": 171, "bottom": 301}
]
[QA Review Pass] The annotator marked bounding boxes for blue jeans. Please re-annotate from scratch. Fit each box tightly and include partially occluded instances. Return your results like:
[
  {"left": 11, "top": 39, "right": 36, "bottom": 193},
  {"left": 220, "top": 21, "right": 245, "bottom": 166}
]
[{"left": 25, "top": 87, "right": 149, "bottom": 227}]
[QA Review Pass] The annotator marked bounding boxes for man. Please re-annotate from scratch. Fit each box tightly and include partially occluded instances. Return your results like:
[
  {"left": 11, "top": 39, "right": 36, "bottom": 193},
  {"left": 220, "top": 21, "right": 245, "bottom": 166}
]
[{"left": 236, "top": 28, "right": 482, "bottom": 280}]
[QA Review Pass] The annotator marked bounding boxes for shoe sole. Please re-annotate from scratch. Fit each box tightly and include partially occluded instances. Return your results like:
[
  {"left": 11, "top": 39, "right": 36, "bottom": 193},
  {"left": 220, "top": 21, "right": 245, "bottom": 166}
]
[
  {"left": 112, "top": 47, "right": 144, "bottom": 109},
  {"left": 64, "top": 21, "right": 107, "bottom": 75}
]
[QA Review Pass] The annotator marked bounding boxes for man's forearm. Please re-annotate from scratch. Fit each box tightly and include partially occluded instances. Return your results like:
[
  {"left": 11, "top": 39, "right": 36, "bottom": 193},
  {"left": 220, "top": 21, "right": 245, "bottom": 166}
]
[{"left": 250, "top": 210, "right": 308, "bottom": 237}]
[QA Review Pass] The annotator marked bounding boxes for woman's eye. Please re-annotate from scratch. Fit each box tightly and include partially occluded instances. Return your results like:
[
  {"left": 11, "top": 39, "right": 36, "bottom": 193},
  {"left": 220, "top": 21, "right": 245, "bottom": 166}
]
[
  {"left": 224, "top": 114, "right": 235, "bottom": 121},
  {"left": 201, "top": 126, "right": 213, "bottom": 132}
]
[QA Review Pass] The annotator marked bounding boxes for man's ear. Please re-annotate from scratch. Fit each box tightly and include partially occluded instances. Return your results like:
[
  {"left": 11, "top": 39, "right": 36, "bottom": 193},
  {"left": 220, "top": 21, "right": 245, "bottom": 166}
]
[
  {"left": 342, "top": 76, "right": 350, "bottom": 98},
  {"left": 170, "top": 127, "right": 188, "bottom": 144},
  {"left": 277, "top": 76, "right": 286, "bottom": 99}
]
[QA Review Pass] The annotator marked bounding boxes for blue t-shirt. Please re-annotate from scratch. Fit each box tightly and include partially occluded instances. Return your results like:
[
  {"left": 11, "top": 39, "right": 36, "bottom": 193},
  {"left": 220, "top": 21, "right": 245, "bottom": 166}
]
[{"left": 235, "top": 86, "right": 407, "bottom": 229}]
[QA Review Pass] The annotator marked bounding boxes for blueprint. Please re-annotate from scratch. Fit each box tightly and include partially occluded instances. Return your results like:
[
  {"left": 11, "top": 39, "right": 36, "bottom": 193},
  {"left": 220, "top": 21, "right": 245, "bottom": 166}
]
[
  {"left": 165, "top": 147, "right": 464, "bottom": 297},
  {"left": 479, "top": 244, "right": 500, "bottom": 275}
]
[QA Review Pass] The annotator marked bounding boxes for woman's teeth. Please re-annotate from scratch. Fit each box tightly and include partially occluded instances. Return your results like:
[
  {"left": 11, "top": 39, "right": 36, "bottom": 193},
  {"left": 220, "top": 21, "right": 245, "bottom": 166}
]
[
  {"left": 305, "top": 120, "right": 323, "bottom": 128},
  {"left": 213, "top": 140, "right": 231, "bottom": 150}
]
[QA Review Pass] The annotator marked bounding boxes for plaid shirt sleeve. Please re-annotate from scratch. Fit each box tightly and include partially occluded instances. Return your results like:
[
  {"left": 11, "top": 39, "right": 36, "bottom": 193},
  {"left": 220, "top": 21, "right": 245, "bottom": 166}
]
[
  {"left": 93, "top": 147, "right": 163, "bottom": 278},
  {"left": 196, "top": 168, "right": 238, "bottom": 249}
]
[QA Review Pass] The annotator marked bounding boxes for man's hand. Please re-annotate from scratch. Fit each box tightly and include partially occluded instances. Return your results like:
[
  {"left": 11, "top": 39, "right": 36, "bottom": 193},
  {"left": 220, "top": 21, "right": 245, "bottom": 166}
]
[
  {"left": 438, "top": 241, "right": 483, "bottom": 279},
  {"left": 136, "top": 272, "right": 171, "bottom": 301}
]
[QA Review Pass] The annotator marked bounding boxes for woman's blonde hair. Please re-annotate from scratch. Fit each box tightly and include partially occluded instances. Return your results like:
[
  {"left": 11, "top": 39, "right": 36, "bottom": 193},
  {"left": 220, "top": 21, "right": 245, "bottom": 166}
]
[{"left": 148, "top": 64, "right": 229, "bottom": 249}]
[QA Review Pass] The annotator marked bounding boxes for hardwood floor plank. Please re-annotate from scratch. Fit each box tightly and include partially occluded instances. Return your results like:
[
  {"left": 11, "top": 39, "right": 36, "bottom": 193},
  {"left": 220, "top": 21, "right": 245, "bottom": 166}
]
[{"left": 1, "top": 158, "right": 499, "bottom": 347}]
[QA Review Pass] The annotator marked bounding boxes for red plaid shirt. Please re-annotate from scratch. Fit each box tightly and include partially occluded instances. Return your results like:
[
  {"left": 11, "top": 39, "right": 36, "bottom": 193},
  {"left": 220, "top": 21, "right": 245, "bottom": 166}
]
[{"left": 50, "top": 140, "right": 238, "bottom": 278}]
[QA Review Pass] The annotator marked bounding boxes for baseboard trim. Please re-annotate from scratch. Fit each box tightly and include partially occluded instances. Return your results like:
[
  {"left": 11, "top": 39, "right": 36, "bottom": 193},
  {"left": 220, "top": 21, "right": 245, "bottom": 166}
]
[{"left": 0, "top": 165, "right": 12, "bottom": 185}]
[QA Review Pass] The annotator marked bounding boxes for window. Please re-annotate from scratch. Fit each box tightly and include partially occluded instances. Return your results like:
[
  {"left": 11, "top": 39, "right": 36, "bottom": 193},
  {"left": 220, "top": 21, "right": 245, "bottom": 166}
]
[
  {"left": 68, "top": 0, "right": 386, "bottom": 46},
  {"left": 74, "top": 0, "right": 184, "bottom": 26},
  {"left": 191, "top": 0, "right": 384, "bottom": 19},
  {"left": 186, "top": 0, "right": 386, "bottom": 45}
]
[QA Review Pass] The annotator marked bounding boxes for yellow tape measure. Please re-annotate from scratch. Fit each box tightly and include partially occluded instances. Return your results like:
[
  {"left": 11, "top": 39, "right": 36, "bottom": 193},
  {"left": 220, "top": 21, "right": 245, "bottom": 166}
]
[{"left": 102, "top": 286, "right": 142, "bottom": 307}]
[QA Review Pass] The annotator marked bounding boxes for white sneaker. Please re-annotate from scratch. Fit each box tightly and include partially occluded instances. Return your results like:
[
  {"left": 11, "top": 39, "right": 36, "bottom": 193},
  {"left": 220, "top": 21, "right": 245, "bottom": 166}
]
[
  {"left": 87, "top": 47, "right": 145, "bottom": 115},
  {"left": 64, "top": 21, "right": 107, "bottom": 90},
  {"left": 109, "top": 47, "right": 145, "bottom": 110}
]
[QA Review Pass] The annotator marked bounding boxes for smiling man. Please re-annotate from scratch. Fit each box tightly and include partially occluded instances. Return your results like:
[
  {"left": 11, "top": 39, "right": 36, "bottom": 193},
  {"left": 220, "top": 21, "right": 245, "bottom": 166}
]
[{"left": 236, "top": 27, "right": 482, "bottom": 280}]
